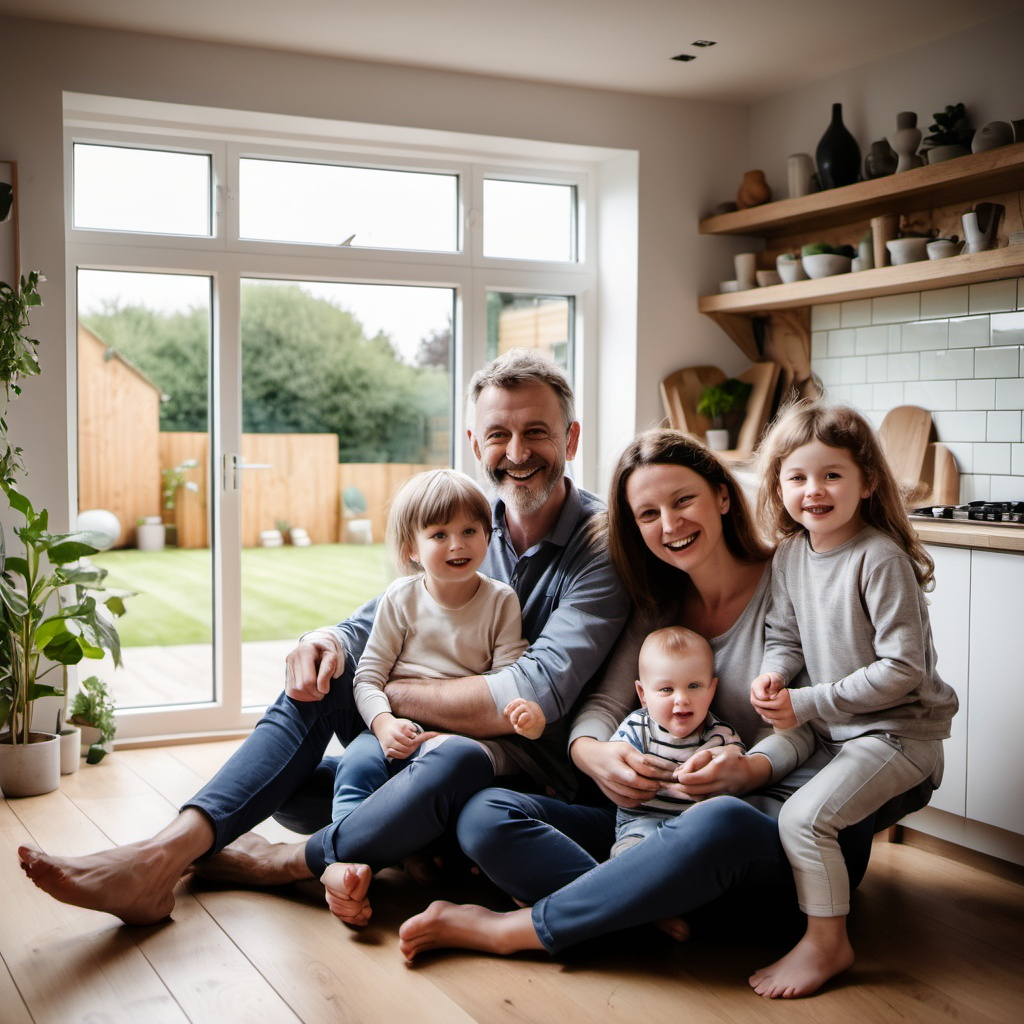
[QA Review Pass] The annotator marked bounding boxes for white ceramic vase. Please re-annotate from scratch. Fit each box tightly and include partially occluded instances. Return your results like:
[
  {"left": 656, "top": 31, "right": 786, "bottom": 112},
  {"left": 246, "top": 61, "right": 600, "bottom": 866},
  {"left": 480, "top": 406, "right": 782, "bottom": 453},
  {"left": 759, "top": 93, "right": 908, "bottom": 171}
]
[
  {"left": 0, "top": 733, "right": 61, "bottom": 797},
  {"left": 60, "top": 726, "right": 82, "bottom": 774},
  {"left": 705, "top": 429, "right": 730, "bottom": 452},
  {"left": 889, "top": 112, "right": 922, "bottom": 173}
]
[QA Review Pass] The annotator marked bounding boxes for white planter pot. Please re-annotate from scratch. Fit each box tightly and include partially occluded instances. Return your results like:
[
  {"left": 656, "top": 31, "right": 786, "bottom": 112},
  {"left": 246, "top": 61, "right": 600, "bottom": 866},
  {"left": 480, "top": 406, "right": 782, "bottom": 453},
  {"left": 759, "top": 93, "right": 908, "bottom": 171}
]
[
  {"left": 0, "top": 732, "right": 61, "bottom": 797},
  {"left": 136, "top": 521, "right": 166, "bottom": 552},
  {"left": 60, "top": 726, "right": 82, "bottom": 774},
  {"left": 705, "top": 429, "right": 731, "bottom": 452}
]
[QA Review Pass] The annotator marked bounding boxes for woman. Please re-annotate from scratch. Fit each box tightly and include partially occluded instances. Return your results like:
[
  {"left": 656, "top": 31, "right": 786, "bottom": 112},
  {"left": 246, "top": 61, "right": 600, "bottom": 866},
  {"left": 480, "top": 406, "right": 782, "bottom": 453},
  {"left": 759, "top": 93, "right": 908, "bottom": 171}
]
[{"left": 397, "top": 429, "right": 919, "bottom": 975}]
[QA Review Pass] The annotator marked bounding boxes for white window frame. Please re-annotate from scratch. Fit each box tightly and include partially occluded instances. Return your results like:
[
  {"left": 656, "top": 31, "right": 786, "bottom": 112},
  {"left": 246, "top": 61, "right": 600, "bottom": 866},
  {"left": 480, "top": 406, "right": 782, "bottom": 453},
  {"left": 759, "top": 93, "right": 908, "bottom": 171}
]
[{"left": 64, "top": 95, "right": 610, "bottom": 741}]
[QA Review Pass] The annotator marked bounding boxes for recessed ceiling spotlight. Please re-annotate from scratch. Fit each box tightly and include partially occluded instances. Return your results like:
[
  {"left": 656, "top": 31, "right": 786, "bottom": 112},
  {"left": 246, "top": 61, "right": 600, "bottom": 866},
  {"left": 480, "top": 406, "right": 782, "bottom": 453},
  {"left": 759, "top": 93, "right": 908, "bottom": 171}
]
[
  {"left": 692, "top": 40, "right": 717, "bottom": 47},
  {"left": 671, "top": 53, "right": 696, "bottom": 62}
]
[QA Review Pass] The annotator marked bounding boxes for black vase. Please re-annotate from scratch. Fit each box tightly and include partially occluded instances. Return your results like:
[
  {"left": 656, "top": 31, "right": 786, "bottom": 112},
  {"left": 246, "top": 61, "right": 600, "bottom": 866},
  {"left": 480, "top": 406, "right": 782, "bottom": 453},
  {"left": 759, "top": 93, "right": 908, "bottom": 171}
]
[{"left": 815, "top": 103, "right": 861, "bottom": 189}]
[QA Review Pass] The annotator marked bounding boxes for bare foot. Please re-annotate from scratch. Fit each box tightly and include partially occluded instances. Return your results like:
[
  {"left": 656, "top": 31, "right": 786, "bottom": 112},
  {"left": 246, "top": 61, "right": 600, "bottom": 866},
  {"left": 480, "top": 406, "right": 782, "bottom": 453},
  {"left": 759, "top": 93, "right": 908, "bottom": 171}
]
[
  {"left": 397, "top": 901, "right": 541, "bottom": 962},
  {"left": 18, "top": 842, "right": 179, "bottom": 925},
  {"left": 321, "top": 862, "right": 373, "bottom": 926},
  {"left": 402, "top": 850, "right": 440, "bottom": 886},
  {"left": 655, "top": 916, "right": 690, "bottom": 942},
  {"left": 191, "top": 833, "right": 312, "bottom": 886},
  {"left": 749, "top": 927, "right": 854, "bottom": 998}
]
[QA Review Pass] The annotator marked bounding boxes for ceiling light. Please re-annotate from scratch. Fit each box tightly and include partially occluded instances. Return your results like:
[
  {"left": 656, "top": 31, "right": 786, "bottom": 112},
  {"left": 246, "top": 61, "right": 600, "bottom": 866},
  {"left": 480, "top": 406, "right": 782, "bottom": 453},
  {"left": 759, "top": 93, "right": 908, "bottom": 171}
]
[
  {"left": 692, "top": 40, "right": 717, "bottom": 47},
  {"left": 671, "top": 54, "right": 696, "bottom": 62}
]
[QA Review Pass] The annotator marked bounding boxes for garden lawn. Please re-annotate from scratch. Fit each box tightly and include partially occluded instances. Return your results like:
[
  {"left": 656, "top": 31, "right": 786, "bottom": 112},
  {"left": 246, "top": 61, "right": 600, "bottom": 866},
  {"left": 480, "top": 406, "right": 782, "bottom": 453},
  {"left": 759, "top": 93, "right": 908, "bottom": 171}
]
[{"left": 91, "top": 543, "right": 391, "bottom": 647}]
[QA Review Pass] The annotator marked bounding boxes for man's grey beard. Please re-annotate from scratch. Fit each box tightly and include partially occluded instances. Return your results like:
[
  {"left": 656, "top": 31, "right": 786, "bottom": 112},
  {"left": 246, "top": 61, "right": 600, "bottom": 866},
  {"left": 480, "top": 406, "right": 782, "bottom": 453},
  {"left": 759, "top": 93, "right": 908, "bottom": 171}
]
[{"left": 484, "top": 461, "right": 563, "bottom": 516}]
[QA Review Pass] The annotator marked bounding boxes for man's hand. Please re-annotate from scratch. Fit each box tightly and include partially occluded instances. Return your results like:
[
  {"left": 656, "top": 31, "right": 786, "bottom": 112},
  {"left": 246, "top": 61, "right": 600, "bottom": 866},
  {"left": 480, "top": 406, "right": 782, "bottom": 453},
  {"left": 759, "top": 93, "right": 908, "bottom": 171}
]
[
  {"left": 669, "top": 745, "right": 772, "bottom": 801},
  {"left": 285, "top": 639, "right": 343, "bottom": 702},
  {"left": 371, "top": 713, "right": 439, "bottom": 760},
  {"left": 570, "top": 736, "right": 677, "bottom": 808}
]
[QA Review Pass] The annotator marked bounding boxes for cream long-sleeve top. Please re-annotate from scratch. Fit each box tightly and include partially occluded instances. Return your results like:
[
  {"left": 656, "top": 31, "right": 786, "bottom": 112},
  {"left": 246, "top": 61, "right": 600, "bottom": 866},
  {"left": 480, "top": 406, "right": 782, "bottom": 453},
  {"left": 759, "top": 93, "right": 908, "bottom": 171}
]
[
  {"left": 761, "top": 526, "right": 958, "bottom": 743},
  {"left": 352, "top": 572, "right": 528, "bottom": 728}
]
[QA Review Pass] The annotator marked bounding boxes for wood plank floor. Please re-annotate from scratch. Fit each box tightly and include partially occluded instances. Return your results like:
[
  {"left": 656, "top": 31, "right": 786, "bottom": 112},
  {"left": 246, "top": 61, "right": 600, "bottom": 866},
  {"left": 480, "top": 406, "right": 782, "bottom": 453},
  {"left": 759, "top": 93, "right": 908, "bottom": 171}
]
[{"left": 3, "top": 740, "right": 1023, "bottom": 1024}]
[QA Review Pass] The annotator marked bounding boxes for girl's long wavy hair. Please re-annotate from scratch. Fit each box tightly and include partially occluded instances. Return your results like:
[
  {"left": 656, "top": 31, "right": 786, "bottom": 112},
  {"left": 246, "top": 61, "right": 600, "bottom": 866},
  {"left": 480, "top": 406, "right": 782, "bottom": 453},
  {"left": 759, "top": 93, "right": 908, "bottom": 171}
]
[
  {"left": 600, "top": 429, "right": 773, "bottom": 617},
  {"left": 755, "top": 399, "right": 934, "bottom": 588}
]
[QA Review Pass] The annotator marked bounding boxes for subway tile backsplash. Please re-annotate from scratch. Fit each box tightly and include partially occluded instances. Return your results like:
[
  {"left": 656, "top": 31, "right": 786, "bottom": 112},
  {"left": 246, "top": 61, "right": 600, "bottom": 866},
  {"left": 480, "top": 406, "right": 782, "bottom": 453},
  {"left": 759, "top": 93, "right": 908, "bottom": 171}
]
[{"left": 816, "top": 277, "right": 1024, "bottom": 501}]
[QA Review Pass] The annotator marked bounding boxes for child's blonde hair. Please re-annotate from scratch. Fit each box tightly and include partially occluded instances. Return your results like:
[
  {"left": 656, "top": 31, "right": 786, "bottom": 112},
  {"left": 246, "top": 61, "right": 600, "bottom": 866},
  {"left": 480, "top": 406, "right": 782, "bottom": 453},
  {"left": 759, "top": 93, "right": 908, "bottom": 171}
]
[
  {"left": 640, "top": 626, "right": 714, "bottom": 672},
  {"left": 386, "top": 468, "right": 492, "bottom": 575},
  {"left": 756, "top": 399, "right": 934, "bottom": 588}
]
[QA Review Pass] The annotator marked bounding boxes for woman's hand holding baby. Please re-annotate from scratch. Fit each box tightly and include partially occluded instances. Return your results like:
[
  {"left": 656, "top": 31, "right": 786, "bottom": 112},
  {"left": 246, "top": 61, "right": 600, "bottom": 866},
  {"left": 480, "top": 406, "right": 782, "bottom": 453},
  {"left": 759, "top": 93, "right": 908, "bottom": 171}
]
[
  {"left": 671, "top": 744, "right": 773, "bottom": 800},
  {"left": 570, "top": 737, "right": 676, "bottom": 807}
]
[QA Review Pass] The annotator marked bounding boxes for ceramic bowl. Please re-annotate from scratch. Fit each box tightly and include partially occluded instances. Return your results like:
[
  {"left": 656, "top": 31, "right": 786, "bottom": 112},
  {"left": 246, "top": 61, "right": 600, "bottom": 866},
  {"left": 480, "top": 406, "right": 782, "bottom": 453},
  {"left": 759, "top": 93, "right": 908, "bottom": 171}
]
[
  {"left": 801, "top": 253, "right": 852, "bottom": 279},
  {"left": 756, "top": 270, "right": 782, "bottom": 287},
  {"left": 886, "top": 237, "right": 930, "bottom": 265},
  {"left": 926, "top": 238, "right": 959, "bottom": 260},
  {"left": 776, "top": 256, "right": 808, "bottom": 283},
  {"left": 719, "top": 280, "right": 739, "bottom": 293}
]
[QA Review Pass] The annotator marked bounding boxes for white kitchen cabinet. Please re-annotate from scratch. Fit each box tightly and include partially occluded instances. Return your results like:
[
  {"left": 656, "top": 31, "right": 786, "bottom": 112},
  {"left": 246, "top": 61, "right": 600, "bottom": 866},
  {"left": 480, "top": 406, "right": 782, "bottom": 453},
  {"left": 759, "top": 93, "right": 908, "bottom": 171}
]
[
  {"left": 966, "top": 550, "right": 1024, "bottom": 836},
  {"left": 924, "top": 545, "right": 971, "bottom": 817}
]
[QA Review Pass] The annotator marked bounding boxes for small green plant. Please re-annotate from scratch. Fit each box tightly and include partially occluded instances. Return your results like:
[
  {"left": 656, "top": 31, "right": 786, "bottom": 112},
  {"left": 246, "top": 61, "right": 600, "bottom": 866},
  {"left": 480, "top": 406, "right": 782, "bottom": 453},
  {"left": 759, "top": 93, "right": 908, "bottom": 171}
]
[
  {"left": 696, "top": 378, "right": 753, "bottom": 428},
  {"left": 161, "top": 458, "right": 200, "bottom": 512},
  {"left": 69, "top": 675, "right": 117, "bottom": 763},
  {"left": 923, "top": 103, "right": 973, "bottom": 150},
  {"left": 801, "top": 242, "right": 856, "bottom": 258}
]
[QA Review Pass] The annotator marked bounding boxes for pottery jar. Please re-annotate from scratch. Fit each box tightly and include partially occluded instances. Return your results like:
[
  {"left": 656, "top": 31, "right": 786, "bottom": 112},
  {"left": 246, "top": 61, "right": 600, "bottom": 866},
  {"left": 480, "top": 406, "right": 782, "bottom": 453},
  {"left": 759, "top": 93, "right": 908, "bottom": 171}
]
[{"left": 815, "top": 103, "right": 861, "bottom": 188}]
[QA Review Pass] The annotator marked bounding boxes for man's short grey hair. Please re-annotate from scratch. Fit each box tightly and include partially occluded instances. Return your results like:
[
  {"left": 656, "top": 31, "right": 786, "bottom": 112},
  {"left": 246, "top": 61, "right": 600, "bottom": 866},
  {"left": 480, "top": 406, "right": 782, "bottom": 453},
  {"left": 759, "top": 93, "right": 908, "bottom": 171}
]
[{"left": 466, "top": 348, "right": 576, "bottom": 431}]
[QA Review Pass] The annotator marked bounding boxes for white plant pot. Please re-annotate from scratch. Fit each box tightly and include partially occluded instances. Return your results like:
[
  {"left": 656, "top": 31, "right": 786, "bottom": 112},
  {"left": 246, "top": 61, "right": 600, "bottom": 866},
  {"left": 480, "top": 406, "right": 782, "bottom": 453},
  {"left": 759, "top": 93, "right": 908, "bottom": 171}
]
[
  {"left": 0, "top": 732, "right": 61, "bottom": 797},
  {"left": 60, "top": 726, "right": 82, "bottom": 774},
  {"left": 705, "top": 429, "right": 731, "bottom": 452},
  {"left": 136, "top": 521, "right": 166, "bottom": 551}
]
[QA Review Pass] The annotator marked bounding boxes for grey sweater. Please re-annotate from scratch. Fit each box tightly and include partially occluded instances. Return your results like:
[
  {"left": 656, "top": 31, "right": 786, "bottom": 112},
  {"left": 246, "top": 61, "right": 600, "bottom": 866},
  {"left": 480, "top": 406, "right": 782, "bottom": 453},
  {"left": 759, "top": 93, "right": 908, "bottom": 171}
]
[{"left": 762, "top": 526, "right": 958, "bottom": 743}]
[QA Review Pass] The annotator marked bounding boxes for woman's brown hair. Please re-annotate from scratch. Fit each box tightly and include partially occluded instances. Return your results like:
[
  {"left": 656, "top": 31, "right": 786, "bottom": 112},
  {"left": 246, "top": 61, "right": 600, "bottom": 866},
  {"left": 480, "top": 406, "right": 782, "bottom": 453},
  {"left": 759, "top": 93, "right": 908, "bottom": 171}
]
[
  {"left": 755, "top": 399, "right": 934, "bottom": 587},
  {"left": 603, "top": 429, "right": 773, "bottom": 616}
]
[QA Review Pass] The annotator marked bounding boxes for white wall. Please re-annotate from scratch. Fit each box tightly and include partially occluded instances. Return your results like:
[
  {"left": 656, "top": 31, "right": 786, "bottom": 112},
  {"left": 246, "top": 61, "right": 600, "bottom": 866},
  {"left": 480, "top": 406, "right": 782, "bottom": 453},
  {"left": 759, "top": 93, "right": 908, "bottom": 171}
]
[{"left": 0, "top": 14, "right": 749, "bottom": 527}]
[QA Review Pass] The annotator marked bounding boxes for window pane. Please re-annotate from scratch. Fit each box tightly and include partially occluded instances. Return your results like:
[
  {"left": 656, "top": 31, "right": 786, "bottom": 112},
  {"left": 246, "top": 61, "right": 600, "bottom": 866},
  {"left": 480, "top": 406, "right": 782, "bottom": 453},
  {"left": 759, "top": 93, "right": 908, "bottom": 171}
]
[
  {"left": 78, "top": 269, "right": 215, "bottom": 710},
  {"left": 239, "top": 278, "right": 454, "bottom": 707},
  {"left": 487, "top": 292, "right": 573, "bottom": 376},
  {"left": 73, "top": 144, "right": 212, "bottom": 236},
  {"left": 239, "top": 158, "right": 459, "bottom": 252},
  {"left": 483, "top": 179, "right": 575, "bottom": 261}
]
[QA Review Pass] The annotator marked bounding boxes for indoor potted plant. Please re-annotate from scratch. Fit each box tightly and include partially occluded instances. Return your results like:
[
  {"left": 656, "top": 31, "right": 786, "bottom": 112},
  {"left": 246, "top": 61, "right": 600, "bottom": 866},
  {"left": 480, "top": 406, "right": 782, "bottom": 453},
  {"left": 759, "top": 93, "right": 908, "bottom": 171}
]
[
  {"left": 0, "top": 479, "right": 129, "bottom": 794},
  {"left": 0, "top": 271, "right": 42, "bottom": 484},
  {"left": 69, "top": 674, "right": 117, "bottom": 764},
  {"left": 922, "top": 103, "right": 974, "bottom": 163},
  {"left": 696, "top": 378, "right": 752, "bottom": 451}
]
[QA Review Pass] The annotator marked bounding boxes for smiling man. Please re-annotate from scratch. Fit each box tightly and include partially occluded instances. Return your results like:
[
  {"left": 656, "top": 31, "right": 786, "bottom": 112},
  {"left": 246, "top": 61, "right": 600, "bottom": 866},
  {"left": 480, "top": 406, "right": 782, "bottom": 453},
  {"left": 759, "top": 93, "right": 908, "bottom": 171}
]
[{"left": 19, "top": 348, "right": 630, "bottom": 929}]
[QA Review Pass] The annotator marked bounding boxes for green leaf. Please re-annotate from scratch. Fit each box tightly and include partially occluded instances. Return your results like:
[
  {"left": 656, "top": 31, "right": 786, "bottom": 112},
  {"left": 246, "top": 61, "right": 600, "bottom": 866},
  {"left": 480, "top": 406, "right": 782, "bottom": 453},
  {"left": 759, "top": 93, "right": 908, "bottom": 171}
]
[
  {"left": 85, "top": 742, "right": 107, "bottom": 764},
  {"left": 0, "top": 577, "right": 30, "bottom": 616}
]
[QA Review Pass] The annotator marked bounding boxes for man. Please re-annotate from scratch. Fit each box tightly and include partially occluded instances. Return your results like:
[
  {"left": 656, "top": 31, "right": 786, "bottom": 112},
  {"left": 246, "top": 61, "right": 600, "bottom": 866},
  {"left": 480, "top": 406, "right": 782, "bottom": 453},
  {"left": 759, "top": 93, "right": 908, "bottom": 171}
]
[{"left": 19, "top": 349, "right": 630, "bottom": 927}]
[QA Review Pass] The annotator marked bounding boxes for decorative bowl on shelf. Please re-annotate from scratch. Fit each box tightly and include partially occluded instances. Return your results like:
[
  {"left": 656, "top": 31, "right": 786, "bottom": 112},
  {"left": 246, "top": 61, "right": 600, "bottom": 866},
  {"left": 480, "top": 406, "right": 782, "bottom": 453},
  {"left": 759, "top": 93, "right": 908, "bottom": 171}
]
[
  {"left": 886, "top": 237, "right": 930, "bottom": 264},
  {"left": 756, "top": 270, "right": 783, "bottom": 287},
  {"left": 926, "top": 238, "right": 960, "bottom": 260},
  {"left": 776, "top": 255, "right": 808, "bottom": 283},
  {"left": 801, "top": 253, "right": 853, "bottom": 278},
  {"left": 719, "top": 280, "right": 739, "bottom": 292}
]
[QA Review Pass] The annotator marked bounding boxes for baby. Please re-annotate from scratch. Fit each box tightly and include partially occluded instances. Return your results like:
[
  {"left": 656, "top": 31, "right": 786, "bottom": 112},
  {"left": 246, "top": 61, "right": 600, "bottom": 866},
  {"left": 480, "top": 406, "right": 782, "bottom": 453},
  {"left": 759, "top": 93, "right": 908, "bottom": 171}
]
[{"left": 611, "top": 625, "right": 744, "bottom": 857}]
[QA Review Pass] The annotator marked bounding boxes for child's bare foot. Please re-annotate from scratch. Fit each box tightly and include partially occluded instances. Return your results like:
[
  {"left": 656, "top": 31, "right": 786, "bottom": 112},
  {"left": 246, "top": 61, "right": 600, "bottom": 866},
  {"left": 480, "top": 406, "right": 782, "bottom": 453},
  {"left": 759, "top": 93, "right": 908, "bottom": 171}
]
[
  {"left": 321, "top": 862, "right": 373, "bottom": 926},
  {"left": 18, "top": 842, "right": 179, "bottom": 925},
  {"left": 398, "top": 901, "right": 542, "bottom": 961},
  {"left": 655, "top": 916, "right": 690, "bottom": 942},
  {"left": 190, "top": 833, "right": 312, "bottom": 886},
  {"left": 402, "top": 850, "right": 441, "bottom": 885},
  {"left": 503, "top": 698, "right": 546, "bottom": 740},
  {"left": 749, "top": 920, "right": 854, "bottom": 998}
]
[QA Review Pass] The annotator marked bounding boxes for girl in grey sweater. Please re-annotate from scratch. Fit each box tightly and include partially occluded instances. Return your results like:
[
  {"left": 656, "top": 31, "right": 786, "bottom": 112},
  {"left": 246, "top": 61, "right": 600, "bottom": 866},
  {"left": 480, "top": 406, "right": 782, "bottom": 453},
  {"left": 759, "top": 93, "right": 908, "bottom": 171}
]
[{"left": 748, "top": 400, "right": 958, "bottom": 1000}]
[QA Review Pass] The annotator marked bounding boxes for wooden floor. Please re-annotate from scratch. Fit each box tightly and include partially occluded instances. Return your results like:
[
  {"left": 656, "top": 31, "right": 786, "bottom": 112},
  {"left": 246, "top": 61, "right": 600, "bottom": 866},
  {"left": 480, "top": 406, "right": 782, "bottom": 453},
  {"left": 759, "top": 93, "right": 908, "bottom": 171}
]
[{"left": 2, "top": 740, "right": 1023, "bottom": 1024}]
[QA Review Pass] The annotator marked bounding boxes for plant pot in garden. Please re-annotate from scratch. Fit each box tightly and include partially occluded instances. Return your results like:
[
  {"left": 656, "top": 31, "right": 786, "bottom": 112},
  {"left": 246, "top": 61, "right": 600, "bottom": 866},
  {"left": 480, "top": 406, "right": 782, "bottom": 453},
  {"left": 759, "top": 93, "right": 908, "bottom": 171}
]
[
  {"left": 136, "top": 517, "right": 166, "bottom": 552},
  {"left": 0, "top": 732, "right": 60, "bottom": 797},
  {"left": 60, "top": 725, "right": 82, "bottom": 774}
]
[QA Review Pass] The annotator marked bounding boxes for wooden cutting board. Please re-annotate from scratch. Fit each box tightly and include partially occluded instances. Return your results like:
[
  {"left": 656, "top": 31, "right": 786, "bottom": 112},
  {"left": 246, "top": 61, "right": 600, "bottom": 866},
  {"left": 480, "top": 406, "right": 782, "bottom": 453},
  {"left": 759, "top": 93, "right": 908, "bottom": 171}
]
[{"left": 879, "top": 405, "right": 936, "bottom": 494}]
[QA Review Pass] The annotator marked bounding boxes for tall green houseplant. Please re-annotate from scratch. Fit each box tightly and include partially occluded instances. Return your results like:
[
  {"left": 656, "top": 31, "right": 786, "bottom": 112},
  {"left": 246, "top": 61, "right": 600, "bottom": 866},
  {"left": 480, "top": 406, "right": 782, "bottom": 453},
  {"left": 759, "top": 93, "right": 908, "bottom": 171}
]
[{"left": 0, "top": 271, "right": 42, "bottom": 485}]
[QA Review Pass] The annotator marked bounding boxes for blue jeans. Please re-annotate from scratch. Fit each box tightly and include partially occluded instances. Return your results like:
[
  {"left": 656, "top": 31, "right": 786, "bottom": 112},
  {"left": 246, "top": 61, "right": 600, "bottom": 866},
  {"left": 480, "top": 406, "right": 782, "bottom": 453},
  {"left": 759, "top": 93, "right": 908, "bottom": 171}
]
[
  {"left": 185, "top": 675, "right": 495, "bottom": 876},
  {"left": 458, "top": 789, "right": 877, "bottom": 955}
]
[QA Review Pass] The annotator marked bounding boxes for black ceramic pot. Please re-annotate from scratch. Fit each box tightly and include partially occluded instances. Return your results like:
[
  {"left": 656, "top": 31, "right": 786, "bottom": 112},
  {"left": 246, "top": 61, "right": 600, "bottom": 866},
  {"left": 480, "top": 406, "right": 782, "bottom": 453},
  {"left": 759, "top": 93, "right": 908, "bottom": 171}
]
[{"left": 816, "top": 103, "right": 861, "bottom": 189}]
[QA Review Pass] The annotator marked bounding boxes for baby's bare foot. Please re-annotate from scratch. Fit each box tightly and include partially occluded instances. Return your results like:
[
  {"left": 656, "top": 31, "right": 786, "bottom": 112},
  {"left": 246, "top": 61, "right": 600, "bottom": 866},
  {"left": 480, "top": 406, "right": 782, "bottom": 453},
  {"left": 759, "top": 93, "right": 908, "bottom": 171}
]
[
  {"left": 749, "top": 931, "right": 854, "bottom": 998},
  {"left": 18, "top": 843, "right": 178, "bottom": 925},
  {"left": 655, "top": 916, "right": 690, "bottom": 942},
  {"left": 321, "top": 862, "right": 373, "bottom": 926},
  {"left": 191, "top": 833, "right": 312, "bottom": 886}
]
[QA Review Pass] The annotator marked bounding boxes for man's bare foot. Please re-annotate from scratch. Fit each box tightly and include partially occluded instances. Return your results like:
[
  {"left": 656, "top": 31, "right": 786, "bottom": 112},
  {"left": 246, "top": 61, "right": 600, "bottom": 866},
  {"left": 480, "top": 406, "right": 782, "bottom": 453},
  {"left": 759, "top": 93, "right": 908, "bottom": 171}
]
[
  {"left": 190, "top": 833, "right": 312, "bottom": 887},
  {"left": 18, "top": 842, "right": 179, "bottom": 925},
  {"left": 749, "top": 923, "right": 854, "bottom": 998},
  {"left": 397, "top": 901, "right": 542, "bottom": 961},
  {"left": 655, "top": 916, "right": 690, "bottom": 942},
  {"left": 321, "top": 862, "right": 373, "bottom": 926}
]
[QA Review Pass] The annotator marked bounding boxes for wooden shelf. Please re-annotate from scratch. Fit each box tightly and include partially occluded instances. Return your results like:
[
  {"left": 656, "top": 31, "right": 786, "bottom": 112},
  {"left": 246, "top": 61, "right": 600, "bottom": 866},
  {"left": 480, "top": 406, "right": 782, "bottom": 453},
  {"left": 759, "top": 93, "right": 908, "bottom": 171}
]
[
  {"left": 699, "top": 142, "right": 1024, "bottom": 239},
  {"left": 699, "top": 246, "right": 1024, "bottom": 315}
]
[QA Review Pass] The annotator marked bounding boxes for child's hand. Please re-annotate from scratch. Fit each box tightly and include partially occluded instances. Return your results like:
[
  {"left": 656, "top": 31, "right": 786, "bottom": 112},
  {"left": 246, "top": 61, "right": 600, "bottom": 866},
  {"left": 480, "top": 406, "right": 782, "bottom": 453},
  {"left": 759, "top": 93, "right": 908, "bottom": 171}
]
[
  {"left": 750, "top": 671, "right": 786, "bottom": 703},
  {"left": 371, "top": 713, "right": 438, "bottom": 760},
  {"left": 750, "top": 682, "right": 797, "bottom": 730},
  {"left": 504, "top": 698, "right": 546, "bottom": 740}
]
